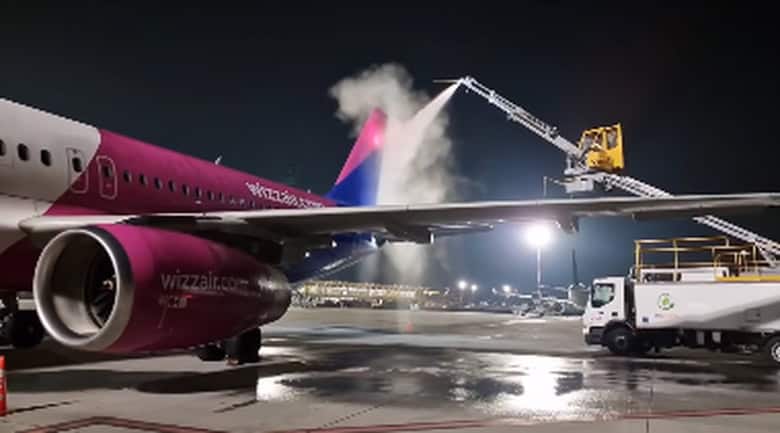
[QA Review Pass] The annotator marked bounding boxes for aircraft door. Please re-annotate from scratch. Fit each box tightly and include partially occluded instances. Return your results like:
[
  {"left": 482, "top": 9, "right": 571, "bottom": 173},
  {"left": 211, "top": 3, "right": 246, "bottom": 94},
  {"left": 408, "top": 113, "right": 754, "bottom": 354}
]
[
  {"left": 66, "top": 147, "right": 88, "bottom": 194},
  {"left": 96, "top": 156, "right": 117, "bottom": 200}
]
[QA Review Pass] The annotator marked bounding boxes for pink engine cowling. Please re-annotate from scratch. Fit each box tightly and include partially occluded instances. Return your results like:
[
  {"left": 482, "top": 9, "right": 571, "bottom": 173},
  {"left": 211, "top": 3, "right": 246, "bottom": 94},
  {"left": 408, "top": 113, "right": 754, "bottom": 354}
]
[{"left": 32, "top": 224, "right": 291, "bottom": 353}]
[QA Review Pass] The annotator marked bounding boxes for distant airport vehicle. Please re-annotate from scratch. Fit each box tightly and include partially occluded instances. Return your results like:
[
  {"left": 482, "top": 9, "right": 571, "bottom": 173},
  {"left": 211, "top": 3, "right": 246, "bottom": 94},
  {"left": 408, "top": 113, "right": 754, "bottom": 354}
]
[
  {"left": 583, "top": 236, "right": 780, "bottom": 365},
  {"left": 0, "top": 98, "right": 778, "bottom": 364}
]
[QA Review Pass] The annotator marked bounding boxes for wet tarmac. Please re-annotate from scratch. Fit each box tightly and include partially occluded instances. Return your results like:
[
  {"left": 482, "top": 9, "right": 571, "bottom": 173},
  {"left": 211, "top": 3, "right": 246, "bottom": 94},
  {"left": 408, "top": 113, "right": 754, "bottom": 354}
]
[{"left": 3, "top": 308, "right": 780, "bottom": 432}]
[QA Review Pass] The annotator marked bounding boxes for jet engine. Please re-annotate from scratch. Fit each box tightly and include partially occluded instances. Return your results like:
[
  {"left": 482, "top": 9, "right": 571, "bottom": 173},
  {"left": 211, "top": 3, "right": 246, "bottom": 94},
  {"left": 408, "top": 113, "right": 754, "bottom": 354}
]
[{"left": 33, "top": 224, "right": 291, "bottom": 353}]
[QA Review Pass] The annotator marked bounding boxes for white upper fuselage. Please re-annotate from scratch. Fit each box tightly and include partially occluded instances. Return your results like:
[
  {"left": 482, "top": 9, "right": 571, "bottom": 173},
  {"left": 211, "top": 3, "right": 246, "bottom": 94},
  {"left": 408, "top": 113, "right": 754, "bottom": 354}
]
[{"left": 0, "top": 98, "right": 334, "bottom": 292}]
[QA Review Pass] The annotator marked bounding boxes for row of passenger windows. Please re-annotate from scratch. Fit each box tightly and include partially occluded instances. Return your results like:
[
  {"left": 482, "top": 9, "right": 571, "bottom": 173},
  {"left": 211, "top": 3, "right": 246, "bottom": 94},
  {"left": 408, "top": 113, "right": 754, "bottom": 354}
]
[
  {"left": 106, "top": 166, "right": 258, "bottom": 208},
  {"left": 0, "top": 140, "right": 52, "bottom": 167},
  {"left": 0, "top": 138, "right": 263, "bottom": 209}
]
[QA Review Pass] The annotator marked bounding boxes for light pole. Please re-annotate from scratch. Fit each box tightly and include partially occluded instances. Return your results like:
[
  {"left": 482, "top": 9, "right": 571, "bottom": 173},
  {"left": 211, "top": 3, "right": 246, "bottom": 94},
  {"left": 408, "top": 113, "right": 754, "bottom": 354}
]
[
  {"left": 469, "top": 284, "right": 478, "bottom": 306},
  {"left": 524, "top": 222, "right": 553, "bottom": 299},
  {"left": 457, "top": 280, "right": 467, "bottom": 304}
]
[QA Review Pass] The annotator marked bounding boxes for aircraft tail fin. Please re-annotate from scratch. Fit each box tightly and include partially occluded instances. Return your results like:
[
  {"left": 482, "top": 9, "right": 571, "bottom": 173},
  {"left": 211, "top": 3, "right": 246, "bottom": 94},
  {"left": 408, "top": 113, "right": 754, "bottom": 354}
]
[{"left": 326, "top": 109, "right": 387, "bottom": 206}]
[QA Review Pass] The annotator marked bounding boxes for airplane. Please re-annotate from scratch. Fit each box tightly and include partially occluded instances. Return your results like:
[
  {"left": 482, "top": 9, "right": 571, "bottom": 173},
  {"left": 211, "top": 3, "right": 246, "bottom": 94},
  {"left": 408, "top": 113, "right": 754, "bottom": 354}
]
[{"left": 0, "top": 97, "right": 779, "bottom": 364}]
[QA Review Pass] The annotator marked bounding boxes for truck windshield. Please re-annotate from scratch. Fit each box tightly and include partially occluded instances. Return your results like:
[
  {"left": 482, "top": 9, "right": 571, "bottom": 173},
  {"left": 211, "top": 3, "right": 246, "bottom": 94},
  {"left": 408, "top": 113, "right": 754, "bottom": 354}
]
[{"left": 591, "top": 283, "right": 615, "bottom": 308}]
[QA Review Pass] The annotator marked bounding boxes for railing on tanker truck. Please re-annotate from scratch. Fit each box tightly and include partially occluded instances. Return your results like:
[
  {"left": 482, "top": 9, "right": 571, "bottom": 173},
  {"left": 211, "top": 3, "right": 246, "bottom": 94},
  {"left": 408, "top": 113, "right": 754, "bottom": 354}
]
[{"left": 632, "top": 236, "right": 772, "bottom": 282}]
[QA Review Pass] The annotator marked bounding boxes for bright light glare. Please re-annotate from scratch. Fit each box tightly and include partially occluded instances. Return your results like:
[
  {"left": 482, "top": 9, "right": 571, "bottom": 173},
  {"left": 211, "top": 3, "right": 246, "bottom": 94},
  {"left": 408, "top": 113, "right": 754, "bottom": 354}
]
[
  {"left": 502, "top": 284, "right": 511, "bottom": 293},
  {"left": 524, "top": 222, "right": 553, "bottom": 248},
  {"left": 458, "top": 280, "right": 468, "bottom": 290},
  {"left": 256, "top": 375, "right": 298, "bottom": 402},
  {"left": 495, "top": 355, "right": 573, "bottom": 413},
  {"left": 471, "top": 284, "right": 478, "bottom": 292}
]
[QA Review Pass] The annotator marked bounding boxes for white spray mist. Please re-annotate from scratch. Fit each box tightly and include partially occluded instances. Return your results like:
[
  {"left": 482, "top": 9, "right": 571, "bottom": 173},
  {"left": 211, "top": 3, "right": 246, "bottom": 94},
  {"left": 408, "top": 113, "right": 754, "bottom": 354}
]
[{"left": 329, "top": 63, "right": 460, "bottom": 283}]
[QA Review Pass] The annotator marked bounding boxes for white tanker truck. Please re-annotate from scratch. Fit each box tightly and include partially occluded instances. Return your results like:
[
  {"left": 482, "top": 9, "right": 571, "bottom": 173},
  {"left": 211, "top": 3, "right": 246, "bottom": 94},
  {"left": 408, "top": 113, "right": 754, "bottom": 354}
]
[{"left": 583, "top": 236, "right": 780, "bottom": 365}]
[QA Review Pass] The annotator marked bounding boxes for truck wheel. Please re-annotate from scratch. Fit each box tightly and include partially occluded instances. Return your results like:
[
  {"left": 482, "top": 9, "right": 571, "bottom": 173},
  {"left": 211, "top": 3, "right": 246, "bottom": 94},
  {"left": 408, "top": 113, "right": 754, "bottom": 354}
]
[
  {"left": 762, "top": 336, "right": 780, "bottom": 366},
  {"left": 632, "top": 338, "right": 653, "bottom": 356},
  {"left": 604, "top": 327, "right": 635, "bottom": 356}
]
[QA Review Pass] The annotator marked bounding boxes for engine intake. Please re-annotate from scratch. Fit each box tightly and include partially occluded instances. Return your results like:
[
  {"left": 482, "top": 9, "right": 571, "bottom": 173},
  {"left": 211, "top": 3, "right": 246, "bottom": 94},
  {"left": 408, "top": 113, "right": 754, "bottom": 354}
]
[{"left": 34, "top": 225, "right": 291, "bottom": 353}]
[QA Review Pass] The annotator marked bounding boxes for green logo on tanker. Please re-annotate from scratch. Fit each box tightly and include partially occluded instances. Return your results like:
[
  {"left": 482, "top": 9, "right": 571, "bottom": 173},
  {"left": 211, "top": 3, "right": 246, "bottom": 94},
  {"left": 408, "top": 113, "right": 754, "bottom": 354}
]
[{"left": 658, "top": 293, "right": 675, "bottom": 311}]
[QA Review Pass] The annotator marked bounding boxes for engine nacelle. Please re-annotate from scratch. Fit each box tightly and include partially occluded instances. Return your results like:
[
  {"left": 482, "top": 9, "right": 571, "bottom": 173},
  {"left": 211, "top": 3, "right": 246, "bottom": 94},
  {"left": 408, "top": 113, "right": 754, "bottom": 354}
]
[{"left": 33, "top": 224, "right": 291, "bottom": 353}]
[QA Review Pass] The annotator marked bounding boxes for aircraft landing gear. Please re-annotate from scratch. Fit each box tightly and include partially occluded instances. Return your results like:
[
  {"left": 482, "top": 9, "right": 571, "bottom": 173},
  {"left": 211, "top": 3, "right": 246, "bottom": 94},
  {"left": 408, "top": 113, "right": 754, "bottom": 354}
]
[
  {"left": 7, "top": 311, "right": 45, "bottom": 348},
  {"left": 0, "top": 296, "right": 45, "bottom": 349},
  {"left": 225, "top": 328, "right": 262, "bottom": 366},
  {"left": 194, "top": 343, "right": 226, "bottom": 361},
  {"left": 194, "top": 328, "right": 262, "bottom": 365}
]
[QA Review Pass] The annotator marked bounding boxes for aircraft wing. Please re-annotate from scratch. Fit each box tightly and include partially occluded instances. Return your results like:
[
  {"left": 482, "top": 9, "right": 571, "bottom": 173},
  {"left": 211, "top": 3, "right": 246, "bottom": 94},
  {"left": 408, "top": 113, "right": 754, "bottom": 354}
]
[{"left": 19, "top": 193, "right": 780, "bottom": 243}]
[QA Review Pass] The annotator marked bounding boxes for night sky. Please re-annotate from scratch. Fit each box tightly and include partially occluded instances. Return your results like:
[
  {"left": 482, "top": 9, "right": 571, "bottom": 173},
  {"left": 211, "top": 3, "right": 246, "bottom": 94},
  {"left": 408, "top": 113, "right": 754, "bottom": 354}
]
[{"left": 2, "top": 3, "right": 778, "bottom": 290}]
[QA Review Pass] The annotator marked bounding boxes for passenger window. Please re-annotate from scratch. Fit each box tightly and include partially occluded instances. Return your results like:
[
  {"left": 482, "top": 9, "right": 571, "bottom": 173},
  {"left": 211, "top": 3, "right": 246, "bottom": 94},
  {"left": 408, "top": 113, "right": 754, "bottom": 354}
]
[
  {"left": 182, "top": 184, "right": 190, "bottom": 196},
  {"left": 219, "top": 192, "right": 224, "bottom": 203},
  {"left": 250, "top": 200, "right": 256, "bottom": 209},
  {"left": 123, "top": 170, "right": 132, "bottom": 183},
  {"left": 168, "top": 180, "right": 176, "bottom": 192},
  {"left": 101, "top": 164, "right": 113, "bottom": 178},
  {"left": 195, "top": 187, "right": 202, "bottom": 198},
  {"left": 154, "top": 177, "right": 162, "bottom": 190},
  {"left": 591, "top": 283, "right": 615, "bottom": 308},
  {"left": 0, "top": 139, "right": 6, "bottom": 156},
  {"left": 72, "top": 157, "right": 83, "bottom": 173},
  {"left": 40, "top": 149, "right": 52, "bottom": 166},
  {"left": 207, "top": 191, "right": 214, "bottom": 201},
  {"left": 139, "top": 174, "right": 147, "bottom": 186},
  {"left": 18, "top": 144, "right": 29, "bottom": 161}
]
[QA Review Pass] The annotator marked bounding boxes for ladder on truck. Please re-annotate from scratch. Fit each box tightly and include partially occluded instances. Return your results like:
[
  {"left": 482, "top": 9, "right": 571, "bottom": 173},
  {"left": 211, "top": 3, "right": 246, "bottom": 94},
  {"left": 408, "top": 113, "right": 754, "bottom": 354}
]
[{"left": 453, "top": 76, "right": 780, "bottom": 266}]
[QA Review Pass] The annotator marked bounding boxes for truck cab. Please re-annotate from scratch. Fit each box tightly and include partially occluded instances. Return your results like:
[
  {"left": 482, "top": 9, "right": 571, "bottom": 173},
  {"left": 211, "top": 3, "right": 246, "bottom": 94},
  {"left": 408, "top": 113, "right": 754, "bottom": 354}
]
[
  {"left": 582, "top": 276, "right": 630, "bottom": 347},
  {"left": 583, "top": 273, "right": 681, "bottom": 355}
]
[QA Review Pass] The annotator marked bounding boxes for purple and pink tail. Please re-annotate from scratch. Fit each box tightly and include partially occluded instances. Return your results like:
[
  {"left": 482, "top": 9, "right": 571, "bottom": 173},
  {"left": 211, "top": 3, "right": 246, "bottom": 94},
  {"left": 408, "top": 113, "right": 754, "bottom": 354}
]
[{"left": 326, "top": 109, "right": 387, "bottom": 206}]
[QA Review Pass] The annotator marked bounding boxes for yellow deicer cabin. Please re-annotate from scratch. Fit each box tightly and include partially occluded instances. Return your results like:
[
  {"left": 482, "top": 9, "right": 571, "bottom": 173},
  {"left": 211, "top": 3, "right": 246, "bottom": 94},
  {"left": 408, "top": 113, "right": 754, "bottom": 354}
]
[{"left": 578, "top": 123, "right": 625, "bottom": 173}]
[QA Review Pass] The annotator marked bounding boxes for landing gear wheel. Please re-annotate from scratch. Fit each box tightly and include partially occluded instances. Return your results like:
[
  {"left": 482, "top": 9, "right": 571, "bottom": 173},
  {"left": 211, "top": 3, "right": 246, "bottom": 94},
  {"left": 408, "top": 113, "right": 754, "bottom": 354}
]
[
  {"left": 762, "top": 336, "right": 780, "bottom": 366},
  {"left": 195, "top": 344, "right": 226, "bottom": 361},
  {"left": 8, "top": 311, "right": 45, "bottom": 349},
  {"left": 604, "top": 327, "right": 635, "bottom": 356},
  {"left": 225, "top": 328, "right": 262, "bottom": 365}
]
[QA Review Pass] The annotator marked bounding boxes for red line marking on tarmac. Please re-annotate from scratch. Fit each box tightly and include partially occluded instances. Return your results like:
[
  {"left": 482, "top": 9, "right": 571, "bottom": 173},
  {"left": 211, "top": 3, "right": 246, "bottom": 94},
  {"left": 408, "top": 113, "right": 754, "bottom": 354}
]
[
  {"left": 263, "top": 405, "right": 780, "bottom": 433},
  {"left": 14, "top": 406, "right": 780, "bottom": 433},
  {"left": 14, "top": 416, "right": 229, "bottom": 433},
  {"left": 623, "top": 405, "right": 780, "bottom": 420},
  {"left": 13, "top": 417, "right": 100, "bottom": 433},
  {"left": 263, "top": 419, "right": 495, "bottom": 433}
]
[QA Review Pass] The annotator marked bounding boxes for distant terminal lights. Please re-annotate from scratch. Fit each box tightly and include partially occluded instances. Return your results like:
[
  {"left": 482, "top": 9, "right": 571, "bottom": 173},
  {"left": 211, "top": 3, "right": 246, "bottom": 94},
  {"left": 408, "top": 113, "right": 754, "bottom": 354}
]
[{"left": 297, "top": 280, "right": 441, "bottom": 301}]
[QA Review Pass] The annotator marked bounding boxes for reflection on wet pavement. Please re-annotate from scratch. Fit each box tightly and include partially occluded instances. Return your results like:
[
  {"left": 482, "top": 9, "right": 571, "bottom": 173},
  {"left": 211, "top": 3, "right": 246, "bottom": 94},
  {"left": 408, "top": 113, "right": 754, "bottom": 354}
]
[
  {"left": 261, "top": 351, "right": 616, "bottom": 421},
  {"left": 11, "top": 340, "right": 780, "bottom": 425},
  {"left": 10, "top": 312, "right": 780, "bottom": 432},
  {"left": 218, "top": 346, "right": 780, "bottom": 422}
]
